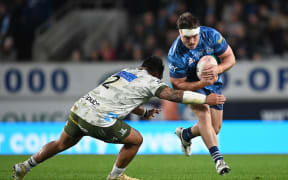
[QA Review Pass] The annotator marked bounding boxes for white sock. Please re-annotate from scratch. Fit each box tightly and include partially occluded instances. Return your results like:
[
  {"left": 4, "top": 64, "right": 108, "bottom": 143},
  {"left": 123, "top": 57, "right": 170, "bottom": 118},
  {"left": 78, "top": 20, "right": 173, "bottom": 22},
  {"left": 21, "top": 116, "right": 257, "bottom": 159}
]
[
  {"left": 24, "top": 156, "right": 38, "bottom": 171},
  {"left": 110, "top": 164, "right": 126, "bottom": 178}
]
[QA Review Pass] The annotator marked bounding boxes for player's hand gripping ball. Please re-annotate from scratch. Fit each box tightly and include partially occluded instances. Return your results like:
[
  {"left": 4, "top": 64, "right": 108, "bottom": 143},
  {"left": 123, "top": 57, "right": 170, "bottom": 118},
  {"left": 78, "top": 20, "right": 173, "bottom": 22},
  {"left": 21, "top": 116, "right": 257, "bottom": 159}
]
[{"left": 196, "top": 55, "right": 218, "bottom": 80}]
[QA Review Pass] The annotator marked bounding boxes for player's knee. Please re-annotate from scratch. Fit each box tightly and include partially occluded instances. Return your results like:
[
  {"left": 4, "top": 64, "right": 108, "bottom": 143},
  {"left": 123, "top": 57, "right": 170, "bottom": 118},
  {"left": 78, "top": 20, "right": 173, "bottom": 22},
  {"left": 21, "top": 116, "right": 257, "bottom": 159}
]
[
  {"left": 132, "top": 129, "right": 143, "bottom": 146},
  {"left": 135, "top": 134, "right": 143, "bottom": 146},
  {"left": 197, "top": 111, "right": 211, "bottom": 122},
  {"left": 214, "top": 125, "right": 222, "bottom": 134}
]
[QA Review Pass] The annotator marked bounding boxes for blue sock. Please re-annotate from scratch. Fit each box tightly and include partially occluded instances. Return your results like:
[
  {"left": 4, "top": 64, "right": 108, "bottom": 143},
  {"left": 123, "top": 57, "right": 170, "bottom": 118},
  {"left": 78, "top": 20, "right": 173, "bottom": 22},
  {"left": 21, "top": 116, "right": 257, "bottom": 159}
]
[
  {"left": 182, "top": 127, "right": 193, "bottom": 142},
  {"left": 209, "top": 146, "right": 224, "bottom": 164}
]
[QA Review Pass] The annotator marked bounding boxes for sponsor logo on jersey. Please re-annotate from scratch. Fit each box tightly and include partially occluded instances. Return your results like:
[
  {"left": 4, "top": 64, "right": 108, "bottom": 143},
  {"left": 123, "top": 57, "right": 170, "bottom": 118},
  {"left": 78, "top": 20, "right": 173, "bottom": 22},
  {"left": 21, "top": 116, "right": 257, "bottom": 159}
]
[
  {"left": 83, "top": 94, "right": 100, "bottom": 105},
  {"left": 168, "top": 63, "right": 178, "bottom": 72},
  {"left": 188, "top": 58, "right": 196, "bottom": 65},
  {"left": 195, "top": 50, "right": 205, "bottom": 57},
  {"left": 117, "top": 71, "right": 137, "bottom": 82},
  {"left": 206, "top": 47, "right": 214, "bottom": 54}
]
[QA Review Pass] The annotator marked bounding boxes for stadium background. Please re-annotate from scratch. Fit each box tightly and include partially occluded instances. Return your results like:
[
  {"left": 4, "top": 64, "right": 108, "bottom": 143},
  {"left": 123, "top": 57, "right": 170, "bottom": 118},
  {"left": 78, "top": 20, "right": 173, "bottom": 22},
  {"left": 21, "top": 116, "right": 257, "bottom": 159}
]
[{"left": 0, "top": 0, "right": 288, "bottom": 155}]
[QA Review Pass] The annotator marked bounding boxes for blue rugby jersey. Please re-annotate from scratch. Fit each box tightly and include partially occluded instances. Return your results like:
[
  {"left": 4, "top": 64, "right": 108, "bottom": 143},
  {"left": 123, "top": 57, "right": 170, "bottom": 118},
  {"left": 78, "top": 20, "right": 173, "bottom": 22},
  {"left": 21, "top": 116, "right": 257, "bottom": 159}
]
[{"left": 168, "top": 26, "right": 228, "bottom": 91}]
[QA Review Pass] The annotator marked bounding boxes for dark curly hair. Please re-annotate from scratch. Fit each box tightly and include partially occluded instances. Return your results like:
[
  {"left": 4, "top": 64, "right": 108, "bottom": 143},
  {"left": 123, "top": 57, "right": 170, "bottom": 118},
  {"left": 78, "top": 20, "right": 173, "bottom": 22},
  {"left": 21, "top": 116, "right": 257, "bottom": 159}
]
[
  {"left": 177, "top": 12, "right": 200, "bottom": 29},
  {"left": 141, "top": 56, "right": 164, "bottom": 79}
]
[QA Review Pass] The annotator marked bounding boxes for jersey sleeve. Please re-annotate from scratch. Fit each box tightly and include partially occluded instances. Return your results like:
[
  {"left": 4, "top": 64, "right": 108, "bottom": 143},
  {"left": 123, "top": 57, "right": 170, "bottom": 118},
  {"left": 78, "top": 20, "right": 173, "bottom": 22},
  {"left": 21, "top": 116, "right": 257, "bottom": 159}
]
[
  {"left": 168, "top": 54, "right": 187, "bottom": 78},
  {"left": 147, "top": 77, "right": 169, "bottom": 97},
  {"left": 210, "top": 29, "right": 228, "bottom": 56}
]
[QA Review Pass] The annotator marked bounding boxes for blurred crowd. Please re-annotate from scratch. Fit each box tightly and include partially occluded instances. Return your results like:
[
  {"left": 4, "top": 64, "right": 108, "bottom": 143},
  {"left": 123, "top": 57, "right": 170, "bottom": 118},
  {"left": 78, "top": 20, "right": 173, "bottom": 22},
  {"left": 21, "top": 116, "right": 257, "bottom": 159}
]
[
  {"left": 1, "top": 0, "right": 288, "bottom": 62},
  {"left": 0, "top": 0, "right": 67, "bottom": 61}
]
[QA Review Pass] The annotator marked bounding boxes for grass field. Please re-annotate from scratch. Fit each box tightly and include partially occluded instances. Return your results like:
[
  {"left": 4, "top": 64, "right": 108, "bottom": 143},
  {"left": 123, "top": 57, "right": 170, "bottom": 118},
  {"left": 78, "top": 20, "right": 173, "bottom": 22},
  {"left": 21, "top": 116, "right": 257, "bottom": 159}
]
[{"left": 2, "top": 154, "right": 288, "bottom": 180}]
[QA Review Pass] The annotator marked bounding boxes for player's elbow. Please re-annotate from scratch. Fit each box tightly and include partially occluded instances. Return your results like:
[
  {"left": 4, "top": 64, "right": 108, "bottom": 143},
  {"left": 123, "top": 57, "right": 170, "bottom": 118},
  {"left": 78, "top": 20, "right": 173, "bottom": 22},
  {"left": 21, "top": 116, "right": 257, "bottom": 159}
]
[
  {"left": 224, "top": 46, "right": 236, "bottom": 68},
  {"left": 229, "top": 49, "right": 236, "bottom": 66},
  {"left": 231, "top": 55, "right": 236, "bottom": 67}
]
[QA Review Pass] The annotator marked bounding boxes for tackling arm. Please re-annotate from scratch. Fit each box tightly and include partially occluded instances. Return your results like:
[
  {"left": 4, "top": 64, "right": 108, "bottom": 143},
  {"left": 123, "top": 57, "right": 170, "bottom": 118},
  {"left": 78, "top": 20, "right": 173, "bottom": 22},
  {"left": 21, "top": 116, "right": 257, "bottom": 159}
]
[
  {"left": 158, "top": 87, "right": 226, "bottom": 105},
  {"left": 158, "top": 87, "right": 206, "bottom": 104}
]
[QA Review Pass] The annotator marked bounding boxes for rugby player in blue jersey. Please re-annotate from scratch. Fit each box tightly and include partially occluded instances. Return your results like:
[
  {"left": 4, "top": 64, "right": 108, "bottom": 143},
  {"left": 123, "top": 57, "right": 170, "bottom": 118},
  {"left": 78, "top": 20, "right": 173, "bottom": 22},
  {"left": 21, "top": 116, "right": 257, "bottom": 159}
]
[{"left": 168, "top": 12, "right": 236, "bottom": 175}]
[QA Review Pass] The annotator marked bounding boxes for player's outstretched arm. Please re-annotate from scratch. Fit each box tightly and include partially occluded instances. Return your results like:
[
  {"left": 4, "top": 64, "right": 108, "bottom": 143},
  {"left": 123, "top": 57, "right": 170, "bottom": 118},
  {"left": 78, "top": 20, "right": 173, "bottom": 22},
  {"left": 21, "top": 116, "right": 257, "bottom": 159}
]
[
  {"left": 206, "top": 93, "right": 226, "bottom": 105},
  {"left": 158, "top": 87, "right": 225, "bottom": 105}
]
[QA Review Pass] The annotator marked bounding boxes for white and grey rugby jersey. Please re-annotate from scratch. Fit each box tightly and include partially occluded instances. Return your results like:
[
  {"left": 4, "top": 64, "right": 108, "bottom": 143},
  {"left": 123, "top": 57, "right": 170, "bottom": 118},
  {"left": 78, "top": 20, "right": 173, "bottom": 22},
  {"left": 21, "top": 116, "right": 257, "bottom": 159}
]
[{"left": 71, "top": 68, "right": 168, "bottom": 127}]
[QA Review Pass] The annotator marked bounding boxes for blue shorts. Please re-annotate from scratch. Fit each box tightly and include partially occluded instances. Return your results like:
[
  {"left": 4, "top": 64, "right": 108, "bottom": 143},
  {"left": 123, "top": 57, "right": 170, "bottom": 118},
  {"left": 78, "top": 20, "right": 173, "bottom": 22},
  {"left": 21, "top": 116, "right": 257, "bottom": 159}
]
[{"left": 196, "top": 87, "right": 223, "bottom": 110}]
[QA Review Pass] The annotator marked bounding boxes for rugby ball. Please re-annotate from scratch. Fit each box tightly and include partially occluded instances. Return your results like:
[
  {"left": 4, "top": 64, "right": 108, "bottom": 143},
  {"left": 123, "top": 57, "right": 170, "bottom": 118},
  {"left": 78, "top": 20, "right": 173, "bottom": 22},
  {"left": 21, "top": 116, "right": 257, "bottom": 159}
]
[{"left": 196, "top": 55, "right": 218, "bottom": 79}]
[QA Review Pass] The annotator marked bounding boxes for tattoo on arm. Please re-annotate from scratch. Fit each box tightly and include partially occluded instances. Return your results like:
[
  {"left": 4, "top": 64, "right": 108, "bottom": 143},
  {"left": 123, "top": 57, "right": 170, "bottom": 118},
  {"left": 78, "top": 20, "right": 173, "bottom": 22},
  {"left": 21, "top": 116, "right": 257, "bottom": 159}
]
[{"left": 159, "top": 87, "right": 183, "bottom": 103}]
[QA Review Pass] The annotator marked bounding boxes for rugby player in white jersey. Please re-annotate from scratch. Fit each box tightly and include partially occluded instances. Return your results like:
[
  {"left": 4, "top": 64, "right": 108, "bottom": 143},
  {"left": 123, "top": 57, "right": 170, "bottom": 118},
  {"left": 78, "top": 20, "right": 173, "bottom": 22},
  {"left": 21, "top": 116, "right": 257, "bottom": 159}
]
[{"left": 13, "top": 56, "right": 226, "bottom": 180}]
